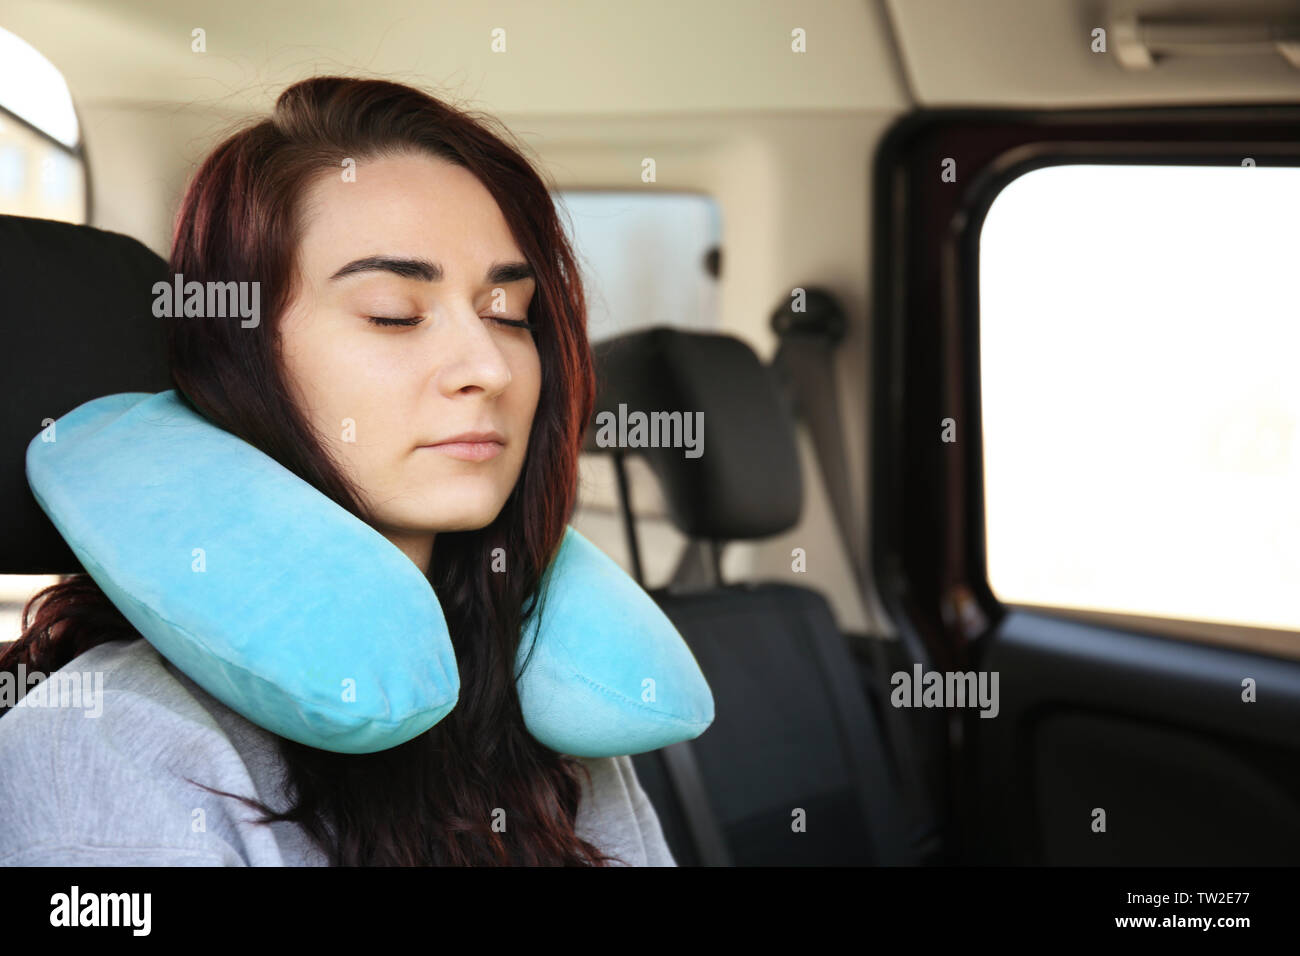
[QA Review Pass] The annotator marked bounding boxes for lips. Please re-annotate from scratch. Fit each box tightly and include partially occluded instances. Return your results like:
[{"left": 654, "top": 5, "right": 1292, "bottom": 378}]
[
  {"left": 426, "top": 430, "right": 505, "bottom": 445},
  {"left": 418, "top": 431, "right": 505, "bottom": 462},
  {"left": 420, "top": 440, "right": 503, "bottom": 462}
]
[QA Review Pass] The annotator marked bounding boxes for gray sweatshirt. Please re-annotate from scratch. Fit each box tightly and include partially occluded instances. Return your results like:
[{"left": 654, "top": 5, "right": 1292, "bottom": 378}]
[{"left": 0, "top": 638, "right": 675, "bottom": 866}]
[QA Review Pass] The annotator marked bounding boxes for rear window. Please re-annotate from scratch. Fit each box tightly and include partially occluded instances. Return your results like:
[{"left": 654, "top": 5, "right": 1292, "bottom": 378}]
[{"left": 554, "top": 190, "right": 721, "bottom": 341}]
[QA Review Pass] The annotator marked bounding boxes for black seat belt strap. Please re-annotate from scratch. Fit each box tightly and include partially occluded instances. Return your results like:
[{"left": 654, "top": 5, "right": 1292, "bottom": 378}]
[
  {"left": 613, "top": 456, "right": 732, "bottom": 866},
  {"left": 658, "top": 740, "right": 733, "bottom": 866}
]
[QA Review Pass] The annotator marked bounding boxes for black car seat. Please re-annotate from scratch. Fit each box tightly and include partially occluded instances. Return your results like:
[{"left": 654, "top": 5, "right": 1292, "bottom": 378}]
[
  {"left": 586, "top": 326, "right": 919, "bottom": 865},
  {"left": 0, "top": 213, "right": 173, "bottom": 585}
]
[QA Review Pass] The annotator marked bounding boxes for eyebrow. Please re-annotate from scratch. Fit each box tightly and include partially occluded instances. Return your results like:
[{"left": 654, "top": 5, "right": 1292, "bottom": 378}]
[{"left": 328, "top": 256, "right": 535, "bottom": 285}]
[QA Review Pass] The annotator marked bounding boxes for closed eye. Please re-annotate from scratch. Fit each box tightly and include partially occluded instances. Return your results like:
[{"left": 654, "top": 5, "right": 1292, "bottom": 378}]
[
  {"left": 366, "top": 315, "right": 535, "bottom": 329},
  {"left": 367, "top": 315, "right": 422, "bottom": 327}
]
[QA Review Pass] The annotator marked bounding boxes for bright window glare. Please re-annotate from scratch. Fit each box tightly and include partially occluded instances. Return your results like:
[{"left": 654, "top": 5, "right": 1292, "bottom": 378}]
[
  {"left": 0, "top": 26, "right": 80, "bottom": 148},
  {"left": 555, "top": 191, "right": 721, "bottom": 342},
  {"left": 981, "top": 164, "right": 1300, "bottom": 633}
]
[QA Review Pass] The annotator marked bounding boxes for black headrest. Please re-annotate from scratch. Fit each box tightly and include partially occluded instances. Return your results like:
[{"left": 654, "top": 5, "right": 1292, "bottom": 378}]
[
  {"left": 0, "top": 214, "right": 173, "bottom": 574},
  {"left": 584, "top": 326, "right": 802, "bottom": 541}
]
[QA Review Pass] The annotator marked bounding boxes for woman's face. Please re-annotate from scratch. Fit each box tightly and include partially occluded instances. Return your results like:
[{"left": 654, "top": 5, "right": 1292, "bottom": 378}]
[{"left": 278, "top": 152, "right": 542, "bottom": 573}]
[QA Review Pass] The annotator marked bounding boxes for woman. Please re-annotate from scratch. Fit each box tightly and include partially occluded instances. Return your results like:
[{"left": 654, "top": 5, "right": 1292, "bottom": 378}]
[{"left": 0, "top": 76, "right": 675, "bottom": 866}]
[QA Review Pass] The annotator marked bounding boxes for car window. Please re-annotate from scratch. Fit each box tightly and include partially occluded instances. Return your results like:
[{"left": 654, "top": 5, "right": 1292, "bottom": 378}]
[
  {"left": 554, "top": 190, "right": 721, "bottom": 341},
  {"left": 0, "top": 25, "right": 86, "bottom": 223},
  {"left": 980, "top": 162, "right": 1300, "bottom": 635}
]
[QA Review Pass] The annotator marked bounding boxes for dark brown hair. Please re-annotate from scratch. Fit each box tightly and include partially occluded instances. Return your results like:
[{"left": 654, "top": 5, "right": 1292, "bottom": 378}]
[{"left": 0, "top": 76, "right": 617, "bottom": 866}]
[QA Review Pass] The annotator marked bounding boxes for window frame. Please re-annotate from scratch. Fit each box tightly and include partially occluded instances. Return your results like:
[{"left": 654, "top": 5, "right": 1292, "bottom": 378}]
[{"left": 870, "top": 106, "right": 1300, "bottom": 672}]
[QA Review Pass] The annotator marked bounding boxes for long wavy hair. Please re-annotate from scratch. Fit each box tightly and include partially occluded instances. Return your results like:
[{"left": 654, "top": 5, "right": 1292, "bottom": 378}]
[{"left": 0, "top": 76, "right": 614, "bottom": 866}]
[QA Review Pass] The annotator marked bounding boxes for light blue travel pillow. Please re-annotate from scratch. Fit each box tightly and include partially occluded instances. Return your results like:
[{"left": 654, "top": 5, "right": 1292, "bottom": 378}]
[{"left": 25, "top": 390, "right": 714, "bottom": 756}]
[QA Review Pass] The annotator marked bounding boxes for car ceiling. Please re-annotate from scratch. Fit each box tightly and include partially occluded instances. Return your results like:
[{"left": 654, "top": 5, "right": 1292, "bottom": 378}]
[{"left": 3, "top": 0, "right": 1297, "bottom": 120}]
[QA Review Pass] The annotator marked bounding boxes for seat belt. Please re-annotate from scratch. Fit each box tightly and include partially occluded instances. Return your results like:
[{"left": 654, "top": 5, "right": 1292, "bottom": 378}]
[
  {"left": 770, "top": 287, "right": 933, "bottom": 865},
  {"left": 658, "top": 740, "right": 734, "bottom": 866},
  {"left": 611, "top": 454, "right": 733, "bottom": 865}
]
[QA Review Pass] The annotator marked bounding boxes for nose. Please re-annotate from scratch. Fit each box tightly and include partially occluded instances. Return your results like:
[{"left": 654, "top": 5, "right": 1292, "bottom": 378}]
[{"left": 432, "top": 303, "right": 514, "bottom": 398}]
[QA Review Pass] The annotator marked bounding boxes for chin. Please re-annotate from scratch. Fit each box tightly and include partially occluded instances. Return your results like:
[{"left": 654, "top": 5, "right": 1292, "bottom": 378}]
[
  {"left": 414, "top": 499, "right": 510, "bottom": 533},
  {"left": 440, "top": 511, "right": 504, "bottom": 532},
  {"left": 384, "top": 471, "right": 517, "bottom": 528}
]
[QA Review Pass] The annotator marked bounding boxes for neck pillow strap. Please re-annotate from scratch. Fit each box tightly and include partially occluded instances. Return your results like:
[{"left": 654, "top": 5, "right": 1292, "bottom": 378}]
[{"left": 25, "top": 390, "right": 714, "bottom": 756}]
